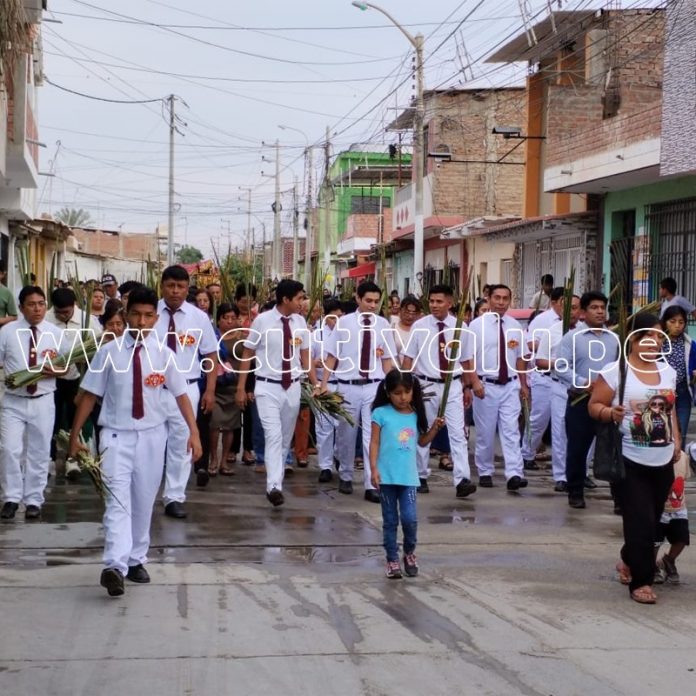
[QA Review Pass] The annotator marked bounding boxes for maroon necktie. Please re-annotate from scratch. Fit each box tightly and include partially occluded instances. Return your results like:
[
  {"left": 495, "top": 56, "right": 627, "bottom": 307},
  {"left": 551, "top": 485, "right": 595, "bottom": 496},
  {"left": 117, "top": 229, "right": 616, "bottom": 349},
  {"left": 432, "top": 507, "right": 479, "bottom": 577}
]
[
  {"left": 437, "top": 321, "right": 448, "bottom": 378},
  {"left": 165, "top": 307, "right": 177, "bottom": 352},
  {"left": 498, "top": 317, "right": 509, "bottom": 383},
  {"left": 132, "top": 344, "right": 144, "bottom": 419},
  {"left": 359, "top": 314, "right": 371, "bottom": 378},
  {"left": 27, "top": 326, "right": 38, "bottom": 395},
  {"left": 281, "top": 316, "right": 292, "bottom": 390}
]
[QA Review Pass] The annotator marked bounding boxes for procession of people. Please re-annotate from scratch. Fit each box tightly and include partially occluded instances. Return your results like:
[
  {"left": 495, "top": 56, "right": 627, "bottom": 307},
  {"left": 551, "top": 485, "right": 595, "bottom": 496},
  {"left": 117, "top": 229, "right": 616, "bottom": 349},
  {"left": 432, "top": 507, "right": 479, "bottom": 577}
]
[{"left": 0, "top": 267, "right": 691, "bottom": 604}]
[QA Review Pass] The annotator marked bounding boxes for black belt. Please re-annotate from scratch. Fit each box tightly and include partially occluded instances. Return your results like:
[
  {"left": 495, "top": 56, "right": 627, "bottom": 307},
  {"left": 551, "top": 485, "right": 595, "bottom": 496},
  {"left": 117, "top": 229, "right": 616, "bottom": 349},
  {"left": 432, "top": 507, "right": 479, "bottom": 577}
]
[
  {"left": 18, "top": 392, "right": 51, "bottom": 400},
  {"left": 337, "top": 378, "right": 381, "bottom": 385},
  {"left": 327, "top": 380, "right": 338, "bottom": 385},
  {"left": 417, "top": 374, "right": 461, "bottom": 385},
  {"left": 478, "top": 375, "right": 518, "bottom": 385},
  {"left": 256, "top": 376, "right": 300, "bottom": 385},
  {"left": 164, "top": 378, "right": 199, "bottom": 390}
]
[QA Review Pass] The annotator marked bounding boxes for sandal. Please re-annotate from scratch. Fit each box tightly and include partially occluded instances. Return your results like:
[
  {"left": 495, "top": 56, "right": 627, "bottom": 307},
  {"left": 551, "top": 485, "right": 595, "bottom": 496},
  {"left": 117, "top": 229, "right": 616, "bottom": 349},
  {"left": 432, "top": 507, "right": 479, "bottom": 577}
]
[
  {"left": 226, "top": 454, "right": 237, "bottom": 464},
  {"left": 630, "top": 586, "right": 657, "bottom": 604},
  {"left": 219, "top": 467, "right": 235, "bottom": 476},
  {"left": 438, "top": 455, "right": 454, "bottom": 472},
  {"left": 242, "top": 452, "right": 256, "bottom": 465},
  {"left": 616, "top": 561, "right": 632, "bottom": 585},
  {"left": 207, "top": 464, "right": 219, "bottom": 478}
]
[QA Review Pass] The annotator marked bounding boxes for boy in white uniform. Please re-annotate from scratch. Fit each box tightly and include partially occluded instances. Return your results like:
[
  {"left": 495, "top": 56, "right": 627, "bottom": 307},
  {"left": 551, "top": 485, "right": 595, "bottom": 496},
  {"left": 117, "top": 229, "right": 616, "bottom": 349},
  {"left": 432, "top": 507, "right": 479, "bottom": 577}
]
[
  {"left": 320, "top": 281, "right": 397, "bottom": 503},
  {"left": 69, "top": 288, "right": 201, "bottom": 596},
  {"left": 401, "top": 284, "right": 476, "bottom": 498},
  {"left": 0, "top": 286, "right": 64, "bottom": 520}
]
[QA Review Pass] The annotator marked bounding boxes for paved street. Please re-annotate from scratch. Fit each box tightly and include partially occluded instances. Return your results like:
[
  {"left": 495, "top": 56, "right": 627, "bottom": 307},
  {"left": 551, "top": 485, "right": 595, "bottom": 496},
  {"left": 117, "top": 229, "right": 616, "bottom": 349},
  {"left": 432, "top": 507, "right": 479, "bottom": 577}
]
[{"left": 0, "top": 456, "right": 694, "bottom": 696}]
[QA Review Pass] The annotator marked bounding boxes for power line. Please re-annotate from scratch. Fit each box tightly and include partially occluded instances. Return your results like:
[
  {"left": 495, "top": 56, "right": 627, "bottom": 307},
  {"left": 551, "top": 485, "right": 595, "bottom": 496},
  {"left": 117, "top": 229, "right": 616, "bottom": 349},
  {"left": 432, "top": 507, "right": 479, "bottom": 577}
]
[{"left": 44, "top": 76, "right": 166, "bottom": 104}]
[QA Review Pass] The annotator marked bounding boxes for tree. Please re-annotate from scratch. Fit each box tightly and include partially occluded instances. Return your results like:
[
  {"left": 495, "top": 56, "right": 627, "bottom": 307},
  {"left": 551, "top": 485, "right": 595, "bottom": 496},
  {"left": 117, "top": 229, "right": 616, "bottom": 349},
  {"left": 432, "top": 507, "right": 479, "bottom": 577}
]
[
  {"left": 176, "top": 245, "right": 204, "bottom": 264},
  {"left": 55, "top": 207, "right": 94, "bottom": 228}
]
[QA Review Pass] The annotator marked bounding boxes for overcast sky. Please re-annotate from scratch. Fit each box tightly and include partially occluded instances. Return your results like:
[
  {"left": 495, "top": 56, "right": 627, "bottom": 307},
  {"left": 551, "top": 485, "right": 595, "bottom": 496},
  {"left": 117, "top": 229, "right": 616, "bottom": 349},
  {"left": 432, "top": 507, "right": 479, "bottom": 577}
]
[{"left": 39, "top": 0, "right": 658, "bottom": 257}]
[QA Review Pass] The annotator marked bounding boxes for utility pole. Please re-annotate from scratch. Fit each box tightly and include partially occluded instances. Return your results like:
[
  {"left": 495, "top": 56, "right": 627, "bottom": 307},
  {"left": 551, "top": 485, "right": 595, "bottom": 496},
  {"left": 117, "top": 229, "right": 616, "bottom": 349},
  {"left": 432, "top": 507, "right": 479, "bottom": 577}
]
[
  {"left": 272, "top": 139, "right": 281, "bottom": 280},
  {"left": 292, "top": 176, "right": 300, "bottom": 279},
  {"left": 303, "top": 144, "right": 313, "bottom": 291},
  {"left": 413, "top": 34, "right": 425, "bottom": 284},
  {"left": 167, "top": 94, "right": 176, "bottom": 266},
  {"left": 319, "top": 126, "right": 332, "bottom": 282}
]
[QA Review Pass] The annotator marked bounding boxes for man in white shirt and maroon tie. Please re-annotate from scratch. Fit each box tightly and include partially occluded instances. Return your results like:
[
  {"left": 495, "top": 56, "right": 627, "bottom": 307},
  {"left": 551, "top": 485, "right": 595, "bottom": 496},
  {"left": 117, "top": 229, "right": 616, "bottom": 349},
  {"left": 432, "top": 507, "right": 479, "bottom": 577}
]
[
  {"left": 0, "top": 286, "right": 64, "bottom": 520},
  {"left": 320, "top": 281, "right": 397, "bottom": 503},
  {"left": 466, "top": 284, "right": 530, "bottom": 491},
  {"left": 69, "top": 287, "right": 201, "bottom": 596},
  {"left": 154, "top": 266, "right": 218, "bottom": 519},
  {"left": 401, "top": 284, "right": 477, "bottom": 498},
  {"left": 235, "top": 280, "right": 320, "bottom": 507}
]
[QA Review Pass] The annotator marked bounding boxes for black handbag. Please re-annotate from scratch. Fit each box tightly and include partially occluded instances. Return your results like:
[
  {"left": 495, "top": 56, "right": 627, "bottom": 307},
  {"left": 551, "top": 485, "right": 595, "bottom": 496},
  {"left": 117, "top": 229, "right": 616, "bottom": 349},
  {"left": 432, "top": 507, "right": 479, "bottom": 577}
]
[{"left": 593, "top": 359, "right": 626, "bottom": 483}]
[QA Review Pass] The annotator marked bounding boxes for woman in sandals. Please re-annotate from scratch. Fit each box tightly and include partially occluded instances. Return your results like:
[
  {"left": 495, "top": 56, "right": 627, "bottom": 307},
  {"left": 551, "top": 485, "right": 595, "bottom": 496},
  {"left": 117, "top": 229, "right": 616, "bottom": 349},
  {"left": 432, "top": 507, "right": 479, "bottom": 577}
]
[{"left": 589, "top": 313, "right": 679, "bottom": 604}]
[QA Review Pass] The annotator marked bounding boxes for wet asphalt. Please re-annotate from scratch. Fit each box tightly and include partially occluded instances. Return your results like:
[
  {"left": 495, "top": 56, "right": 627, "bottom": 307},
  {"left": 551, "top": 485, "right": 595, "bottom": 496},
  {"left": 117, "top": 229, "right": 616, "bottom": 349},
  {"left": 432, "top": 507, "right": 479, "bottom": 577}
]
[{"left": 0, "top": 454, "right": 695, "bottom": 695}]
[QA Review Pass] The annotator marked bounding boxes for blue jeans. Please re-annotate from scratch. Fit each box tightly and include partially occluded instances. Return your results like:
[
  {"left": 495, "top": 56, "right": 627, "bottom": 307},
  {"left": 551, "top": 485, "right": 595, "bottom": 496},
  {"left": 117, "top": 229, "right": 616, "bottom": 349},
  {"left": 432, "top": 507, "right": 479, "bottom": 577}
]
[
  {"left": 251, "top": 400, "right": 293, "bottom": 465},
  {"left": 675, "top": 382, "right": 691, "bottom": 450},
  {"left": 380, "top": 484, "right": 418, "bottom": 562}
]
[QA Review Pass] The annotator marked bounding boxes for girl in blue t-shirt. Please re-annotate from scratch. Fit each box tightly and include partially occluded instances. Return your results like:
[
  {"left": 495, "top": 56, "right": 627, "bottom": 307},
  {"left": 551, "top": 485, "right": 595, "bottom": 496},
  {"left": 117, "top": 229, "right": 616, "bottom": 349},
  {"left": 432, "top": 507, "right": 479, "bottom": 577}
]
[{"left": 370, "top": 369, "right": 445, "bottom": 579}]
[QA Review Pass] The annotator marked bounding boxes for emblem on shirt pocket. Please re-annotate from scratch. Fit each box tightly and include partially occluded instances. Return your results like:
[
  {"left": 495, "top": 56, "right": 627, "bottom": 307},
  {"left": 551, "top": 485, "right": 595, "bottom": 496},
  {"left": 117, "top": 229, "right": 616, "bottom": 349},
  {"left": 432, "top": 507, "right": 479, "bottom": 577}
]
[
  {"left": 41, "top": 349, "right": 58, "bottom": 360},
  {"left": 292, "top": 337, "right": 303, "bottom": 347},
  {"left": 507, "top": 339, "right": 519, "bottom": 349},
  {"left": 375, "top": 347, "right": 384, "bottom": 358},
  {"left": 178, "top": 333, "right": 197, "bottom": 347},
  {"left": 144, "top": 373, "right": 166, "bottom": 387}
]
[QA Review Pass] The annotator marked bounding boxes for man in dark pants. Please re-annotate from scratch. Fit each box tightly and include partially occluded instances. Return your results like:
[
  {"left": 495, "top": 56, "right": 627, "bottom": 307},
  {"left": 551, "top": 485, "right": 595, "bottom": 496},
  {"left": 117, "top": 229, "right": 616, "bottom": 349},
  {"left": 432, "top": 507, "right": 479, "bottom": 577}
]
[{"left": 557, "top": 291, "right": 618, "bottom": 509}]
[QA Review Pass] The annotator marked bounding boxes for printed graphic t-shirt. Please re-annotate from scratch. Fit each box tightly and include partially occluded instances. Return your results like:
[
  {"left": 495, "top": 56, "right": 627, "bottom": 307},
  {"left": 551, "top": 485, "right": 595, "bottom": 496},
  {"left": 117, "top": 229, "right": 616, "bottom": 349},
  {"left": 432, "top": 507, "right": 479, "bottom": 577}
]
[
  {"left": 371, "top": 404, "right": 420, "bottom": 486},
  {"left": 603, "top": 361, "right": 677, "bottom": 467}
]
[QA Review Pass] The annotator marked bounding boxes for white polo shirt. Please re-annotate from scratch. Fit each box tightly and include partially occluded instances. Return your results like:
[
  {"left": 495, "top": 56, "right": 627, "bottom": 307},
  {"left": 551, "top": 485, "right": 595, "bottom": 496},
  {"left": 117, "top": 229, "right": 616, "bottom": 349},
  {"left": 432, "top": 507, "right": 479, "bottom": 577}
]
[
  {"left": 468, "top": 312, "right": 525, "bottom": 378},
  {"left": 154, "top": 299, "right": 218, "bottom": 381},
  {"left": 324, "top": 311, "right": 396, "bottom": 381},
  {"left": 402, "top": 313, "right": 472, "bottom": 380},
  {"left": 0, "top": 317, "right": 65, "bottom": 397},
  {"left": 243, "top": 306, "right": 309, "bottom": 381},
  {"left": 80, "top": 331, "right": 188, "bottom": 430}
]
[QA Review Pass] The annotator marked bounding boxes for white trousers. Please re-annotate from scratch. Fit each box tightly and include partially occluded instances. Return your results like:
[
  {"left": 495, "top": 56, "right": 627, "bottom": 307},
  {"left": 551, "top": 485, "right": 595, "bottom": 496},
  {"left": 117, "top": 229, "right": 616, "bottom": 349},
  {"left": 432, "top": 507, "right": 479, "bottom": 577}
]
[
  {"left": 337, "top": 381, "right": 378, "bottom": 490},
  {"left": 316, "top": 383, "right": 337, "bottom": 471},
  {"left": 0, "top": 393, "right": 54, "bottom": 506},
  {"left": 550, "top": 380, "right": 568, "bottom": 482},
  {"left": 417, "top": 378, "right": 470, "bottom": 485},
  {"left": 101, "top": 424, "right": 167, "bottom": 575},
  {"left": 162, "top": 383, "right": 199, "bottom": 505},
  {"left": 472, "top": 380, "right": 523, "bottom": 480},
  {"left": 255, "top": 380, "right": 301, "bottom": 493},
  {"left": 520, "top": 373, "right": 552, "bottom": 461}
]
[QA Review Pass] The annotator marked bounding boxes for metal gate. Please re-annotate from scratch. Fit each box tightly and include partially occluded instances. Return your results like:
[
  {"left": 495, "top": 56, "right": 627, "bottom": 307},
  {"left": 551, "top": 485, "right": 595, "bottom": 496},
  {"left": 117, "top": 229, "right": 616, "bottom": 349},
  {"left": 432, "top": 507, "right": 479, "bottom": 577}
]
[{"left": 647, "top": 197, "right": 696, "bottom": 303}]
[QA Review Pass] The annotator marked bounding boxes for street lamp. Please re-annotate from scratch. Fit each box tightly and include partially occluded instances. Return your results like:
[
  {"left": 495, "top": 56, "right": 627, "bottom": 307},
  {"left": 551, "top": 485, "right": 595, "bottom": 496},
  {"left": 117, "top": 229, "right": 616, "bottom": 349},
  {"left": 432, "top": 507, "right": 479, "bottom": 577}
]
[
  {"left": 279, "top": 124, "right": 313, "bottom": 290},
  {"left": 351, "top": 1, "right": 425, "bottom": 287}
]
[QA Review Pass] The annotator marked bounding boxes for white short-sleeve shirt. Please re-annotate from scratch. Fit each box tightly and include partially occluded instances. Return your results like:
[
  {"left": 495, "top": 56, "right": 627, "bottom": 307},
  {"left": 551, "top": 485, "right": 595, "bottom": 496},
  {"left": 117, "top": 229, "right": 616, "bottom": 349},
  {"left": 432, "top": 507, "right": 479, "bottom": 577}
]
[{"left": 468, "top": 312, "right": 525, "bottom": 377}]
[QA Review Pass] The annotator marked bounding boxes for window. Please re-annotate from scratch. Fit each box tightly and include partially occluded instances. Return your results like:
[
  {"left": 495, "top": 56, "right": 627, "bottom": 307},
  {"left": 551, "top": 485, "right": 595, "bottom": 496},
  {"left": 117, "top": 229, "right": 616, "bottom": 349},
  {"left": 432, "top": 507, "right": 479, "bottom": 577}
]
[
  {"left": 500, "top": 259, "right": 513, "bottom": 288},
  {"left": 350, "top": 196, "right": 391, "bottom": 215}
]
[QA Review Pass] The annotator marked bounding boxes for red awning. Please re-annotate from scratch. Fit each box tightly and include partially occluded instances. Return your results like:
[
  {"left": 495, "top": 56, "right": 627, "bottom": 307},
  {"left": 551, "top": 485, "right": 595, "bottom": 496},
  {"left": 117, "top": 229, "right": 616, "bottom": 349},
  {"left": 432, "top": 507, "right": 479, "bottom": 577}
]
[{"left": 340, "top": 261, "right": 376, "bottom": 279}]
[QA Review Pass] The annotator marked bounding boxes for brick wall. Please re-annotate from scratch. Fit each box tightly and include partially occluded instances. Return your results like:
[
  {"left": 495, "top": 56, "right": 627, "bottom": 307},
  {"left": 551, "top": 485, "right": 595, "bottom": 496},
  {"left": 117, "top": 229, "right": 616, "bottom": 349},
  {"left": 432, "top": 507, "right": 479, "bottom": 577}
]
[
  {"left": 71, "top": 228, "right": 158, "bottom": 261},
  {"left": 546, "top": 9, "right": 664, "bottom": 168},
  {"left": 661, "top": 1, "right": 696, "bottom": 177},
  {"left": 426, "top": 89, "right": 526, "bottom": 219},
  {"left": 345, "top": 210, "right": 393, "bottom": 241}
]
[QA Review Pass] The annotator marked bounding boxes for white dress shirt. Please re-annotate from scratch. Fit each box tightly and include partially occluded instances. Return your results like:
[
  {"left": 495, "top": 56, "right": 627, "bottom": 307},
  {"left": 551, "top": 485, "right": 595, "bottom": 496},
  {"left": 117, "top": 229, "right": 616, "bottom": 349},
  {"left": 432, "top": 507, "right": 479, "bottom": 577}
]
[
  {"left": 243, "top": 306, "right": 309, "bottom": 380},
  {"left": 468, "top": 312, "right": 525, "bottom": 377},
  {"left": 80, "top": 331, "right": 187, "bottom": 430},
  {"left": 154, "top": 299, "right": 218, "bottom": 380},
  {"left": 46, "top": 305, "right": 103, "bottom": 381},
  {"left": 312, "top": 323, "right": 335, "bottom": 383},
  {"left": 402, "top": 313, "right": 472, "bottom": 380},
  {"left": 324, "top": 311, "right": 397, "bottom": 381},
  {"left": 0, "top": 318, "right": 65, "bottom": 396}
]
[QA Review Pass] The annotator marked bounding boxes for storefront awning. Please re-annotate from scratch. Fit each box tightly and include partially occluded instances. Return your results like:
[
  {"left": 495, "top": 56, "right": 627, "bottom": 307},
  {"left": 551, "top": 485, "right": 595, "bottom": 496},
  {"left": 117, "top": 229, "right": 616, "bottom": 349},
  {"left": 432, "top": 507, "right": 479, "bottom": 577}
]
[{"left": 340, "top": 261, "right": 375, "bottom": 279}]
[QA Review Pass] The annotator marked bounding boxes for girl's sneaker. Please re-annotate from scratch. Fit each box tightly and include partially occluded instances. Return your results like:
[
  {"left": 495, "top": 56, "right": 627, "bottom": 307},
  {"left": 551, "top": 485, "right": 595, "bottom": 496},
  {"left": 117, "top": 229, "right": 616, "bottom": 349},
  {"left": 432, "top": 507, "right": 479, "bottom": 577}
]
[
  {"left": 662, "top": 555, "right": 680, "bottom": 584},
  {"left": 654, "top": 560, "right": 667, "bottom": 584},
  {"left": 403, "top": 553, "right": 419, "bottom": 577},
  {"left": 385, "top": 561, "right": 402, "bottom": 579}
]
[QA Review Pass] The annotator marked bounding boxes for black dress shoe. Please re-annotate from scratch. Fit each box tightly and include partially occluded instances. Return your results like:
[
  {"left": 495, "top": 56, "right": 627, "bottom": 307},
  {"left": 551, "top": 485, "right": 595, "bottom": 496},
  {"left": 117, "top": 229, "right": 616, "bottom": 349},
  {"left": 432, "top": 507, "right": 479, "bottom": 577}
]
[
  {"left": 507, "top": 475, "right": 522, "bottom": 491},
  {"left": 126, "top": 564, "right": 151, "bottom": 584},
  {"left": 100, "top": 568, "right": 125, "bottom": 597},
  {"left": 568, "top": 496, "right": 586, "bottom": 509},
  {"left": 0, "top": 502, "right": 18, "bottom": 520},
  {"left": 417, "top": 478, "right": 429, "bottom": 494},
  {"left": 583, "top": 476, "right": 598, "bottom": 489},
  {"left": 196, "top": 469, "right": 210, "bottom": 487},
  {"left": 164, "top": 501, "right": 187, "bottom": 519},
  {"left": 479, "top": 475, "right": 493, "bottom": 488},
  {"left": 318, "top": 469, "right": 333, "bottom": 483},
  {"left": 456, "top": 479, "right": 477, "bottom": 498},
  {"left": 364, "top": 489, "right": 381, "bottom": 503},
  {"left": 266, "top": 488, "right": 284, "bottom": 507},
  {"left": 518, "top": 478, "right": 528, "bottom": 488},
  {"left": 554, "top": 481, "right": 568, "bottom": 493},
  {"left": 284, "top": 466, "right": 294, "bottom": 477},
  {"left": 338, "top": 480, "right": 353, "bottom": 495},
  {"left": 523, "top": 459, "right": 539, "bottom": 471},
  {"left": 24, "top": 505, "right": 41, "bottom": 520}
]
